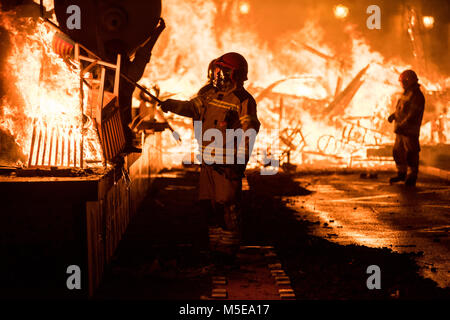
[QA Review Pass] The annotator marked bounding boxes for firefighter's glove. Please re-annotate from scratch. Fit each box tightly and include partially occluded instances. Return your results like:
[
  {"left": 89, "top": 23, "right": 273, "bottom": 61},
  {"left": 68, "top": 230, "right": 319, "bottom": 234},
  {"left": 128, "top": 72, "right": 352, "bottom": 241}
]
[{"left": 388, "top": 114, "right": 395, "bottom": 123}]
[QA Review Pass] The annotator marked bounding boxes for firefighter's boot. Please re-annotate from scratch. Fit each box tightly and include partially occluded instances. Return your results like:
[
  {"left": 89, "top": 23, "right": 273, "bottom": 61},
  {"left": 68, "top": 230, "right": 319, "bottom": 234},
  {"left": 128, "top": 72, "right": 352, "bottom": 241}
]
[
  {"left": 405, "top": 174, "right": 417, "bottom": 187},
  {"left": 389, "top": 172, "right": 406, "bottom": 185}
]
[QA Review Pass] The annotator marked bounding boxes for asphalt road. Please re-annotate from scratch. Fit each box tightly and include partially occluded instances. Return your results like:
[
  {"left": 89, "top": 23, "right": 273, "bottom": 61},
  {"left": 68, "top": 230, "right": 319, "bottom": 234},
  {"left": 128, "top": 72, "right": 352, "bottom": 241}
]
[
  {"left": 289, "top": 172, "right": 450, "bottom": 288},
  {"left": 95, "top": 169, "right": 450, "bottom": 299}
]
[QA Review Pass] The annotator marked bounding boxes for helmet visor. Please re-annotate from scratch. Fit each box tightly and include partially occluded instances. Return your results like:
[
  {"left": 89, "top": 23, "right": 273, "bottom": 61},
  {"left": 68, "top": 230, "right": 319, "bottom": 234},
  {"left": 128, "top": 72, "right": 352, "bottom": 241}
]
[{"left": 213, "top": 65, "right": 233, "bottom": 89}]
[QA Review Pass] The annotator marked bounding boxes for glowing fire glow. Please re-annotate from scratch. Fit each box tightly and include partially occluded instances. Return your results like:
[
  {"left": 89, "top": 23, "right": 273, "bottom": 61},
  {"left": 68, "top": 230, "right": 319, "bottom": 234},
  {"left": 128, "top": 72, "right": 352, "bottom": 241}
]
[
  {"left": 333, "top": 4, "right": 349, "bottom": 19},
  {"left": 1, "top": 2, "right": 449, "bottom": 171},
  {"left": 239, "top": 2, "right": 250, "bottom": 15},
  {"left": 422, "top": 16, "right": 435, "bottom": 29},
  {"left": 0, "top": 10, "right": 103, "bottom": 167},
  {"left": 141, "top": 0, "right": 449, "bottom": 170}
]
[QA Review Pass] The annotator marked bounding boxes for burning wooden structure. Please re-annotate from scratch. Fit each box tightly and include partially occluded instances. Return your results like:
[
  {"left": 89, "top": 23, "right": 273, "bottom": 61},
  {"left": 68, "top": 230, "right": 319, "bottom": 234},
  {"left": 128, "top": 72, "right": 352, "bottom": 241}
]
[
  {"left": 1, "top": 0, "right": 449, "bottom": 298},
  {"left": 26, "top": 41, "right": 127, "bottom": 168},
  {"left": 0, "top": 0, "right": 165, "bottom": 297}
]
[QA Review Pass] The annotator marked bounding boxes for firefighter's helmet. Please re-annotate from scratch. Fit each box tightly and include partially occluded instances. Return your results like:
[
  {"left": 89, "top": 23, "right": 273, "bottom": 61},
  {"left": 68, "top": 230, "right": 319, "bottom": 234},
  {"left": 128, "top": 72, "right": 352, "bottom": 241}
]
[
  {"left": 215, "top": 52, "right": 248, "bottom": 82},
  {"left": 399, "top": 69, "right": 418, "bottom": 89}
]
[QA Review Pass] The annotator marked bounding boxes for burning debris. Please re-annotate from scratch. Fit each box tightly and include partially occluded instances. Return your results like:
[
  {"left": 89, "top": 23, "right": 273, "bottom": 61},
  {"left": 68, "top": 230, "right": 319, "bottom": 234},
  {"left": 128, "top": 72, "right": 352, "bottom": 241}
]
[
  {"left": 0, "top": 0, "right": 449, "bottom": 172},
  {"left": 0, "top": 0, "right": 164, "bottom": 171},
  {"left": 136, "top": 0, "right": 449, "bottom": 170},
  {"left": 0, "top": 9, "right": 103, "bottom": 170},
  {"left": 0, "top": 1, "right": 449, "bottom": 172}
]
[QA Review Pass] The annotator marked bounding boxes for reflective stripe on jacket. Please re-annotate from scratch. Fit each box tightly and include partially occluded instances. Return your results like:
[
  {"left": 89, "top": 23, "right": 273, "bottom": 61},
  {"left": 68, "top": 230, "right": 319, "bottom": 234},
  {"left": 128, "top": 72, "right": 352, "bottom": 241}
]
[{"left": 164, "top": 85, "right": 260, "bottom": 165}]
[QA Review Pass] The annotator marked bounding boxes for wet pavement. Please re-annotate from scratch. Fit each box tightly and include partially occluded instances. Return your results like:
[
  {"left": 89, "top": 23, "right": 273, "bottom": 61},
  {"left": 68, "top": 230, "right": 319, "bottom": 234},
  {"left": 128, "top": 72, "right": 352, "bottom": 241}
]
[
  {"left": 95, "top": 168, "right": 450, "bottom": 300},
  {"left": 288, "top": 172, "right": 450, "bottom": 288}
]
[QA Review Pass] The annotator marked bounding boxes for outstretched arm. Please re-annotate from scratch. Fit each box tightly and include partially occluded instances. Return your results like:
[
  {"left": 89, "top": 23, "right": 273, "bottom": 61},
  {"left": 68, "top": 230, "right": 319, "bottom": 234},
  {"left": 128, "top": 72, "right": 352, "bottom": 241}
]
[{"left": 160, "top": 96, "right": 203, "bottom": 120}]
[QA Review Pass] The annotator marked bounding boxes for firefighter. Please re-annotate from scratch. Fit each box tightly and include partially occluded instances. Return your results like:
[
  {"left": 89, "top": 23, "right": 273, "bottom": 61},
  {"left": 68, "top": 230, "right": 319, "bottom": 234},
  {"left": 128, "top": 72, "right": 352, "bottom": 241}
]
[
  {"left": 159, "top": 52, "right": 260, "bottom": 257},
  {"left": 388, "top": 69, "right": 425, "bottom": 187}
]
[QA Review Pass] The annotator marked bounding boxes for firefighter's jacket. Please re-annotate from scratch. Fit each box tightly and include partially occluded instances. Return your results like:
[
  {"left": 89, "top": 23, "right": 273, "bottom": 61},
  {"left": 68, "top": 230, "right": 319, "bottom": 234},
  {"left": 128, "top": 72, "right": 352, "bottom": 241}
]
[
  {"left": 392, "top": 83, "right": 425, "bottom": 137},
  {"left": 163, "top": 85, "right": 260, "bottom": 168}
]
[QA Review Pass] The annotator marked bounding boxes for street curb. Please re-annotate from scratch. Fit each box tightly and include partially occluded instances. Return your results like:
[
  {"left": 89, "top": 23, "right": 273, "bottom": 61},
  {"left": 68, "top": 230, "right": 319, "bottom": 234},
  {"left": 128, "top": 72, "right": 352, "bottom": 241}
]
[{"left": 421, "top": 166, "right": 450, "bottom": 182}]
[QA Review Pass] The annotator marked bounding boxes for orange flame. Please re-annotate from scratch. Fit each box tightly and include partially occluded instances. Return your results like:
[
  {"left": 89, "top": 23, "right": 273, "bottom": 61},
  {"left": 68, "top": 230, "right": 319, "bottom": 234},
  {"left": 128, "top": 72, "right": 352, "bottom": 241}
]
[
  {"left": 0, "top": 10, "right": 103, "bottom": 167},
  {"left": 140, "top": 0, "right": 449, "bottom": 169}
]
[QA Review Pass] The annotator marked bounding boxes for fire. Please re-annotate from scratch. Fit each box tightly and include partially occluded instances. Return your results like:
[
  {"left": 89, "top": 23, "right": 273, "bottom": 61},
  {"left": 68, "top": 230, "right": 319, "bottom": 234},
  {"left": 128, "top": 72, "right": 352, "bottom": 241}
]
[
  {"left": 0, "top": 9, "right": 103, "bottom": 168},
  {"left": 142, "top": 0, "right": 449, "bottom": 170},
  {"left": 1, "top": 2, "right": 448, "bottom": 171},
  {"left": 333, "top": 4, "right": 349, "bottom": 20},
  {"left": 422, "top": 16, "right": 435, "bottom": 29},
  {"left": 239, "top": 2, "right": 250, "bottom": 15}
]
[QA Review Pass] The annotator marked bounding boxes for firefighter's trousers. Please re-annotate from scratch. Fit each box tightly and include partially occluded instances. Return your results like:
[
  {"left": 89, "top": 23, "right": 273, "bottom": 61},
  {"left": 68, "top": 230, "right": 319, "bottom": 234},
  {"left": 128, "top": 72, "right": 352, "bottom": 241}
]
[
  {"left": 393, "top": 134, "right": 420, "bottom": 178},
  {"left": 199, "top": 165, "right": 243, "bottom": 255}
]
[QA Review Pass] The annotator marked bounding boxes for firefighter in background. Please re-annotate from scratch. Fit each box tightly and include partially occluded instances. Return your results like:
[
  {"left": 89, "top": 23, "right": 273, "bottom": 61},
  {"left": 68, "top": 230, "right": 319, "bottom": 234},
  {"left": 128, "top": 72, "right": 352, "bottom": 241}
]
[
  {"left": 388, "top": 69, "right": 425, "bottom": 187},
  {"left": 160, "top": 52, "right": 260, "bottom": 257}
]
